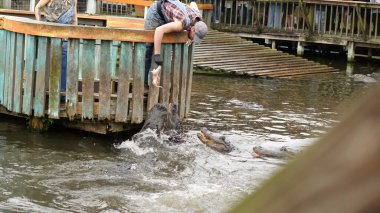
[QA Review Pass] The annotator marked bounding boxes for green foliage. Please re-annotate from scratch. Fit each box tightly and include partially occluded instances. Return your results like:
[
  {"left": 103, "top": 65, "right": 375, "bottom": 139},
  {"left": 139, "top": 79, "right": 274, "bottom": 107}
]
[{"left": 26, "top": 116, "right": 55, "bottom": 132}]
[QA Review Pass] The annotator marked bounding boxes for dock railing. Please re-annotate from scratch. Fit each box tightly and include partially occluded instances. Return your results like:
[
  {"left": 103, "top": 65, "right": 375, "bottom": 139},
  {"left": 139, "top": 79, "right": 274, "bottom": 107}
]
[
  {"left": 212, "top": 0, "right": 380, "bottom": 41},
  {"left": 0, "top": 0, "right": 214, "bottom": 26},
  {"left": 0, "top": 15, "right": 194, "bottom": 133}
]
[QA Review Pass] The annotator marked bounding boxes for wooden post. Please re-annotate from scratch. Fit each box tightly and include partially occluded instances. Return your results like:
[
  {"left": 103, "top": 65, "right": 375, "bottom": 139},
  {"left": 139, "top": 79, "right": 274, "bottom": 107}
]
[
  {"left": 271, "top": 40, "right": 276, "bottom": 49},
  {"left": 297, "top": 41, "right": 304, "bottom": 56},
  {"left": 347, "top": 41, "right": 355, "bottom": 63},
  {"left": 4, "top": 0, "right": 12, "bottom": 9},
  {"left": 29, "top": 0, "right": 36, "bottom": 11},
  {"left": 346, "top": 63, "right": 354, "bottom": 76},
  {"left": 205, "top": 10, "right": 212, "bottom": 27},
  {"left": 96, "top": 0, "right": 102, "bottom": 14},
  {"left": 144, "top": 6, "right": 148, "bottom": 19},
  {"left": 86, "top": 0, "right": 97, "bottom": 15},
  {"left": 368, "top": 48, "right": 373, "bottom": 60}
]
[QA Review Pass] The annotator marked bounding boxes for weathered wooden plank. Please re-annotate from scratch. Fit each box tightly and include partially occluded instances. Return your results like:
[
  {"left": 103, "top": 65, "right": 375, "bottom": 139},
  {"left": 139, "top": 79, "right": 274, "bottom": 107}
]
[
  {"left": 210, "top": 59, "right": 309, "bottom": 70},
  {"left": 131, "top": 42, "right": 145, "bottom": 124},
  {"left": 22, "top": 35, "right": 36, "bottom": 115},
  {"left": 115, "top": 41, "right": 132, "bottom": 122},
  {"left": 185, "top": 43, "right": 194, "bottom": 116},
  {"left": 3, "top": 32, "right": 10, "bottom": 106},
  {"left": 34, "top": 37, "right": 48, "bottom": 117},
  {"left": 13, "top": 33, "right": 25, "bottom": 113},
  {"left": 99, "top": 40, "right": 112, "bottom": 120},
  {"left": 48, "top": 38, "right": 62, "bottom": 119},
  {"left": 111, "top": 41, "right": 119, "bottom": 78},
  {"left": 194, "top": 46, "right": 277, "bottom": 54},
  {"left": 78, "top": 39, "right": 83, "bottom": 79},
  {"left": 194, "top": 47, "right": 269, "bottom": 55},
  {"left": 2, "top": 16, "right": 188, "bottom": 43},
  {"left": 179, "top": 44, "right": 188, "bottom": 119},
  {"left": 195, "top": 51, "right": 287, "bottom": 62},
  {"left": 66, "top": 39, "right": 80, "bottom": 120},
  {"left": 3, "top": 31, "right": 10, "bottom": 108},
  {"left": 81, "top": 39, "right": 95, "bottom": 120},
  {"left": 223, "top": 62, "right": 328, "bottom": 73},
  {"left": 6, "top": 32, "right": 16, "bottom": 111},
  {"left": 160, "top": 44, "right": 172, "bottom": 106},
  {"left": 0, "top": 30, "right": 6, "bottom": 105},
  {"left": 94, "top": 39, "right": 101, "bottom": 80},
  {"left": 147, "top": 60, "right": 160, "bottom": 111},
  {"left": 171, "top": 43, "right": 181, "bottom": 104}
]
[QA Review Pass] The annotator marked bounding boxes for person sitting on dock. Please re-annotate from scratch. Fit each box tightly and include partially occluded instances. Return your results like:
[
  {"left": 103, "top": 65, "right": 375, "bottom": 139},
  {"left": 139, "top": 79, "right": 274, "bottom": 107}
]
[{"left": 144, "top": 0, "right": 208, "bottom": 91}]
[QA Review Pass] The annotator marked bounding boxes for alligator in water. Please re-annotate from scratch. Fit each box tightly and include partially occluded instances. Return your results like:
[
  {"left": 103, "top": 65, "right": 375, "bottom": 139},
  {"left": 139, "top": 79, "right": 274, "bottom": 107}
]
[
  {"left": 137, "top": 103, "right": 183, "bottom": 143},
  {"left": 197, "top": 127, "right": 235, "bottom": 153}
]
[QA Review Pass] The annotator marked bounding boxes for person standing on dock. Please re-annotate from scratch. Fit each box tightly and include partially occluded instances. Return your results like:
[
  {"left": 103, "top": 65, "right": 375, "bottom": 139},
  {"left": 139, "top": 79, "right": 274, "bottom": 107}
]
[
  {"left": 35, "top": 0, "right": 78, "bottom": 95},
  {"left": 144, "top": 0, "right": 208, "bottom": 91}
]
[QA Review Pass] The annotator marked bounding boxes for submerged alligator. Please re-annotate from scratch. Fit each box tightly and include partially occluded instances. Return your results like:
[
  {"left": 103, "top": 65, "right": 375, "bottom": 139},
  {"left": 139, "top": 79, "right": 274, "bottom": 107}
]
[{"left": 351, "top": 74, "right": 378, "bottom": 83}]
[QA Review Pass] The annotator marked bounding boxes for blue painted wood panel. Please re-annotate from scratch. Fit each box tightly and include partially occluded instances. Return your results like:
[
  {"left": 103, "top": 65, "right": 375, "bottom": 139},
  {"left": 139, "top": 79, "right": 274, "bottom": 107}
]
[
  {"left": 111, "top": 41, "right": 119, "bottom": 78},
  {"left": 22, "top": 35, "right": 36, "bottom": 115},
  {"left": 179, "top": 44, "right": 188, "bottom": 119},
  {"left": 185, "top": 44, "right": 195, "bottom": 115},
  {"left": 7, "top": 32, "right": 16, "bottom": 111},
  {"left": 115, "top": 42, "right": 132, "bottom": 122},
  {"left": 3, "top": 31, "right": 10, "bottom": 108},
  {"left": 147, "top": 46, "right": 161, "bottom": 111},
  {"left": 66, "top": 39, "right": 80, "bottom": 120},
  {"left": 160, "top": 44, "right": 172, "bottom": 106},
  {"left": 81, "top": 39, "right": 95, "bottom": 119},
  {"left": 0, "top": 30, "right": 6, "bottom": 105},
  {"left": 99, "top": 40, "right": 112, "bottom": 120},
  {"left": 13, "top": 33, "right": 25, "bottom": 113},
  {"left": 94, "top": 39, "right": 101, "bottom": 80},
  {"left": 78, "top": 39, "right": 83, "bottom": 79},
  {"left": 171, "top": 43, "right": 181, "bottom": 104},
  {"left": 131, "top": 42, "right": 145, "bottom": 124},
  {"left": 48, "top": 38, "right": 62, "bottom": 119},
  {"left": 34, "top": 37, "right": 48, "bottom": 117}
]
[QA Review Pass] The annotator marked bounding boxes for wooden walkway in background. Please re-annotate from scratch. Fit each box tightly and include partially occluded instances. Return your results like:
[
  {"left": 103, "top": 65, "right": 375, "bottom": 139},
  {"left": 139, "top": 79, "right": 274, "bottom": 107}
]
[{"left": 194, "top": 30, "right": 339, "bottom": 78}]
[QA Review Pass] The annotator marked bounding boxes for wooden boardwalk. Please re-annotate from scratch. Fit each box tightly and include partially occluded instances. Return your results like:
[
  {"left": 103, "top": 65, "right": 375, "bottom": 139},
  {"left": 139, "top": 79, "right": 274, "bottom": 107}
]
[{"left": 194, "top": 30, "right": 339, "bottom": 78}]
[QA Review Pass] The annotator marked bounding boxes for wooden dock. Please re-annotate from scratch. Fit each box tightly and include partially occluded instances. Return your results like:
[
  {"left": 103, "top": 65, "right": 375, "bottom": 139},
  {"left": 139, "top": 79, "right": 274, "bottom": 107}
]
[
  {"left": 0, "top": 15, "right": 194, "bottom": 134},
  {"left": 194, "top": 30, "right": 339, "bottom": 78}
]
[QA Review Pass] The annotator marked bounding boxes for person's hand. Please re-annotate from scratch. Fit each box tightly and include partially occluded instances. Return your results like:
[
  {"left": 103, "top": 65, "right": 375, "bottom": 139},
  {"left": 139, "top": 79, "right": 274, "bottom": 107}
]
[
  {"left": 186, "top": 39, "right": 193, "bottom": 46},
  {"left": 154, "top": 54, "right": 163, "bottom": 65}
]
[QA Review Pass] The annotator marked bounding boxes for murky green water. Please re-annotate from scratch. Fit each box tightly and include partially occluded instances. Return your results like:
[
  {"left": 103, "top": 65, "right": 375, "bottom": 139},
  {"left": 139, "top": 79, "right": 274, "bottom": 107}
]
[{"left": 0, "top": 56, "right": 378, "bottom": 212}]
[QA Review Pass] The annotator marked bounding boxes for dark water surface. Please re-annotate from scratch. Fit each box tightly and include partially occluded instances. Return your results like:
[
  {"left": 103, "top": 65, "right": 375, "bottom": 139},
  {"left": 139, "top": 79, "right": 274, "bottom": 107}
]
[{"left": 0, "top": 57, "right": 378, "bottom": 212}]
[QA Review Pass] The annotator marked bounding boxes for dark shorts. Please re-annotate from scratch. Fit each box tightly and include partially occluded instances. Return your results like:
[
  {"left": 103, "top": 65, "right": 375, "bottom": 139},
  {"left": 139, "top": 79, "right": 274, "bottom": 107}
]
[{"left": 144, "top": 2, "right": 166, "bottom": 30}]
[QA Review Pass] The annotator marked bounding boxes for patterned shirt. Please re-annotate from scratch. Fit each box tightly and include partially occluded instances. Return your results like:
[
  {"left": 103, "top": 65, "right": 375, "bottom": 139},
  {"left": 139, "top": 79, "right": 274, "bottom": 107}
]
[
  {"left": 45, "top": 0, "right": 74, "bottom": 22},
  {"left": 162, "top": 1, "right": 201, "bottom": 30}
]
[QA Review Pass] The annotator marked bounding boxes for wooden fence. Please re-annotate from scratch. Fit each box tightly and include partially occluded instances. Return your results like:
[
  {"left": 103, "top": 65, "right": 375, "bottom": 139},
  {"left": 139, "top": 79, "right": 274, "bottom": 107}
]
[
  {"left": 213, "top": 0, "right": 380, "bottom": 41},
  {"left": 0, "top": 15, "right": 194, "bottom": 133}
]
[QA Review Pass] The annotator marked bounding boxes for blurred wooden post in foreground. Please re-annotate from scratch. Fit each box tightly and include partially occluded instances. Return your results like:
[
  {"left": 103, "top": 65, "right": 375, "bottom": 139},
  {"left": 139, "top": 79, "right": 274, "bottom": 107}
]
[{"left": 231, "top": 83, "right": 380, "bottom": 213}]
